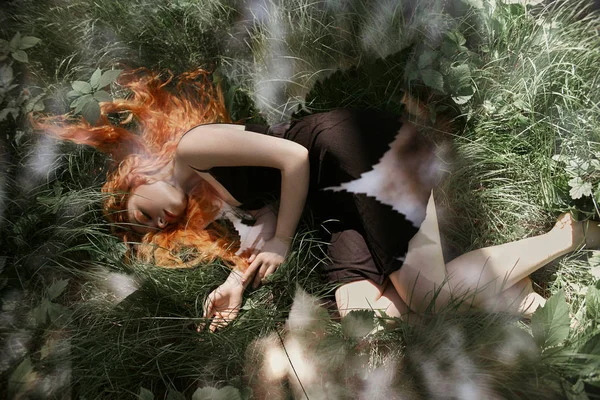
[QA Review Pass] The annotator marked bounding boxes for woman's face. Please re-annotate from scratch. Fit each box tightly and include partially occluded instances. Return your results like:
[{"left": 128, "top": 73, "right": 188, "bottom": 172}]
[{"left": 127, "top": 180, "right": 188, "bottom": 234}]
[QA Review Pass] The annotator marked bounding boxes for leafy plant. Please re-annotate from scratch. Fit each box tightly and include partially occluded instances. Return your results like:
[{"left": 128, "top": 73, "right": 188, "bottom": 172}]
[
  {"left": 531, "top": 290, "right": 571, "bottom": 350},
  {"left": 67, "top": 68, "right": 122, "bottom": 125},
  {"left": 0, "top": 32, "right": 43, "bottom": 125},
  {"left": 404, "top": 30, "right": 476, "bottom": 107},
  {"left": 31, "top": 279, "right": 71, "bottom": 326},
  {"left": 0, "top": 32, "right": 41, "bottom": 64},
  {"left": 552, "top": 152, "right": 600, "bottom": 201}
]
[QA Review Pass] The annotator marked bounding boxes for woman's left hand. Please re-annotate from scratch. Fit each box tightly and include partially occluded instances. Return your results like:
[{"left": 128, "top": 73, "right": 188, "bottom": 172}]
[{"left": 247, "top": 236, "right": 291, "bottom": 289}]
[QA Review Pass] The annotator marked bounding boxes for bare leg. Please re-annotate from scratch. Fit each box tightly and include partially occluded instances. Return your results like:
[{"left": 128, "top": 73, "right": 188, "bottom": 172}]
[
  {"left": 392, "top": 198, "right": 600, "bottom": 313},
  {"left": 335, "top": 279, "right": 419, "bottom": 324},
  {"left": 390, "top": 192, "right": 453, "bottom": 313},
  {"left": 443, "top": 213, "right": 599, "bottom": 309},
  {"left": 491, "top": 277, "right": 546, "bottom": 317}
]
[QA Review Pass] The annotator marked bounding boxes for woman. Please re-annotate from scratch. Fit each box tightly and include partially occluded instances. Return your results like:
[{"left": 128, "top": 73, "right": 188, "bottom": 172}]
[{"left": 40, "top": 69, "right": 600, "bottom": 331}]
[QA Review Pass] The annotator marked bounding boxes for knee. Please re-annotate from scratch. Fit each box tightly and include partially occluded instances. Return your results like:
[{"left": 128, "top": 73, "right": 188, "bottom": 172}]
[
  {"left": 335, "top": 280, "right": 384, "bottom": 318},
  {"left": 389, "top": 267, "right": 453, "bottom": 314}
]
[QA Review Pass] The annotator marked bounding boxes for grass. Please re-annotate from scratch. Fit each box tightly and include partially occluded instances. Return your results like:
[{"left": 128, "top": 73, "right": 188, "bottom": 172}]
[{"left": 1, "top": 0, "right": 600, "bottom": 398}]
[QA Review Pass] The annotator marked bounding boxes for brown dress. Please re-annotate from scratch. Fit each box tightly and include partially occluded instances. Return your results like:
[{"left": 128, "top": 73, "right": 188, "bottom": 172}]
[{"left": 190, "top": 109, "right": 435, "bottom": 285}]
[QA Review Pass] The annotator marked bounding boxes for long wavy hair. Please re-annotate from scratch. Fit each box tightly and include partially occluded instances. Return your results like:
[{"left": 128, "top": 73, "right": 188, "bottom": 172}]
[{"left": 37, "top": 68, "right": 249, "bottom": 269}]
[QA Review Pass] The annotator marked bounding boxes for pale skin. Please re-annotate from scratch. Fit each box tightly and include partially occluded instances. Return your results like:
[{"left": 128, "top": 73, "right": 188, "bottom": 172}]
[
  {"left": 126, "top": 123, "right": 600, "bottom": 331},
  {"left": 127, "top": 123, "right": 310, "bottom": 331}
]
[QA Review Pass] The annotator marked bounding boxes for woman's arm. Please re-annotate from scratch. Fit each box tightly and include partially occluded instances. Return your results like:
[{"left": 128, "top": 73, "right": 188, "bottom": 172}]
[
  {"left": 228, "top": 205, "right": 278, "bottom": 256},
  {"left": 177, "top": 124, "right": 310, "bottom": 257}
]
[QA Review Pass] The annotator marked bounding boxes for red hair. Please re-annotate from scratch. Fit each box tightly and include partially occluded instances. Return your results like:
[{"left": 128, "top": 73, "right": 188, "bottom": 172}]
[{"left": 36, "top": 69, "right": 249, "bottom": 269}]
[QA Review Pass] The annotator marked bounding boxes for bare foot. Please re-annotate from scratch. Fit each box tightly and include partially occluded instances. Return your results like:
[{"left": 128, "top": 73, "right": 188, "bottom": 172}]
[{"left": 551, "top": 213, "right": 600, "bottom": 251}]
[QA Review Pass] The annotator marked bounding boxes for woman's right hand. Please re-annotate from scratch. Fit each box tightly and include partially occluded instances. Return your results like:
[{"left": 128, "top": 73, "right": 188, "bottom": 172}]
[
  {"left": 234, "top": 206, "right": 278, "bottom": 256},
  {"left": 202, "top": 269, "right": 254, "bottom": 332},
  {"left": 248, "top": 236, "right": 290, "bottom": 289}
]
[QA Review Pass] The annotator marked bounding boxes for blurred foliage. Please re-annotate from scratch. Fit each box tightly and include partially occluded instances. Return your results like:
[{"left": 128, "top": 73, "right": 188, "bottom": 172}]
[{"left": 0, "top": 0, "right": 599, "bottom": 398}]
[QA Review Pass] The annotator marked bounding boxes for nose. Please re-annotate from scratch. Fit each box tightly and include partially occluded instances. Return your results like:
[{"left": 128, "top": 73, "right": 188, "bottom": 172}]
[{"left": 157, "top": 217, "right": 167, "bottom": 229}]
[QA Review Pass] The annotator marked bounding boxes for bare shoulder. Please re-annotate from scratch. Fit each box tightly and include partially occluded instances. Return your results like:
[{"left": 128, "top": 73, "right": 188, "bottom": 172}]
[
  {"left": 184, "top": 123, "right": 246, "bottom": 136},
  {"left": 177, "top": 123, "right": 246, "bottom": 159},
  {"left": 176, "top": 121, "right": 307, "bottom": 171}
]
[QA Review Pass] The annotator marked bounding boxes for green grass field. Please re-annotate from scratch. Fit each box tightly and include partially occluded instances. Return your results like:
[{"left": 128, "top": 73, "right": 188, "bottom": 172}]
[{"left": 1, "top": 0, "right": 600, "bottom": 398}]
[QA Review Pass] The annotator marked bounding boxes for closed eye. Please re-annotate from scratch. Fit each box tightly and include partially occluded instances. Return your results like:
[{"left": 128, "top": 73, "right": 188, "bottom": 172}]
[{"left": 136, "top": 210, "right": 152, "bottom": 224}]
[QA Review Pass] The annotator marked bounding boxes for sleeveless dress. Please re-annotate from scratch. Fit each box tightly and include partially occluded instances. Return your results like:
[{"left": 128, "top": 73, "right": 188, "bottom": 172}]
[{"left": 190, "top": 109, "right": 435, "bottom": 286}]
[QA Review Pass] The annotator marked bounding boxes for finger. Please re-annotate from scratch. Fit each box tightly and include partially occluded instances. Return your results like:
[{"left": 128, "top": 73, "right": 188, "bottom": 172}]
[
  {"left": 248, "top": 253, "right": 256, "bottom": 263},
  {"left": 253, "top": 263, "right": 270, "bottom": 289},
  {"left": 243, "top": 257, "right": 263, "bottom": 282},
  {"left": 262, "top": 264, "right": 278, "bottom": 283},
  {"left": 203, "top": 295, "right": 214, "bottom": 319},
  {"left": 198, "top": 302, "right": 212, "bottom": 332},
  {"left": 210, "top": 310, "right": 237, "bottom": 332},
  {"left": 210, "top": 316, "right": 222, "bottom": 332}
]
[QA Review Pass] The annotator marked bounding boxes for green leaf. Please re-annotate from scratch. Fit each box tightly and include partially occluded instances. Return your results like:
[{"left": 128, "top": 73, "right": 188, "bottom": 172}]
[
  {"left": 438, "top": 57, "right": 452, "bottom": 75},
  {"left": 418, "top": 50, "right": 438, "bottom": 69},
  {"left": 577, "top": 334, "right": 600, "bottom": 376},
  {"left": 420, "top": 69, "right": 445, "bottom": 93},
  {"left": 586, "top": 285, "right": 600, "bottom": 320},
  {"left": 166, "top": 389, "right": 186, "bottom": 400},
  {"left": 452, "top": 94, "right": 473, "bottom": 105},
  {"left": 19, "top": 36, "right": 41, "bottom": 50},
  {"left": 97, "top": 69, "right": 123, "bottom": 89},
  {"left": 0, "top": 65, "right": 13, "bottom": 85},
  {"left": 193, "top": 387, "right": 220, "bottom": 400},
  {"left": 580, "top": 334, "right": 600, "bottom": 357},
  {"left": 90, "top": 68, "right": 102, "bottom": 89},
  {"left": 47, "top": 279, "right": 69, "bottom": 300},
  {"left": 12, "top": 50, "right": 28, "bottom": 63},
  {"left": 32, "top": 299, "right": 70, "bottom": 325},
  {"left": 82, "top": 99, "right": 101, "bottom": 125},
  {"left": 32, "top": 300, "right": 49, "bottom": 325},
  {"left": 70, "top": 93, "right": 93, "bottom": 112},
  {"left": 568, "top": 177, "right": 593, "bottom": 199},
  {"left": 446, "top": 64, "right": 471, "bottom": 90},
  {"left": 341, "top": 310, "right": 375, "bottom": 338},
  {"left": 9, "top": 32, "right": 22, "bottom": 51},
  {"left": 316, "top": 335, "right": 349, "bottom": 369},
  {"left": 139, "top": 387, "right": 154, "bottom": 400},
  {"left": 441, "top": 41, "right": 457, "bottom": 59},
  {"left": 445, "top": 31, "right": 466, "bottom": 46},
  {"left": 66, "top": 90, "right": 81, "bottom": 100},
  {"left": 192, "top": 386, "right": 242, "bottom": 400},
  {"left": 0, "top": 107, "right": 20, "bottom": 121},
  {"left": 72, "top": 81, "right": 92, "bottom": 94},
  {"left": 8, "top": 357, "right": 37, "bottom": 399},
  {"left": 457, "top": 85, "right": 475, "bottom": 96},
  {"left": 93, "top": 90, "right": 112, "bottom": 103},
  {"left": 25, "top": 93, "right": 45, "bottom": 113},
  {"left": 0, "top": 39, "right": 9, "bottom": 55},
  {"left": 46, "top": 302, "right": 71, "bottom": 323},
  {"left": 531, "top": 290, "right": 570, "bottom": 349},
  {"left": 404, "top": 60, "right": 419, "bottom": 82}
]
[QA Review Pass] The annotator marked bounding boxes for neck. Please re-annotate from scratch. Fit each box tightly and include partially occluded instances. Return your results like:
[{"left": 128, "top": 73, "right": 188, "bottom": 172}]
[{"left": 171, "top": 155, "right": 201, "bottom": 193}]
